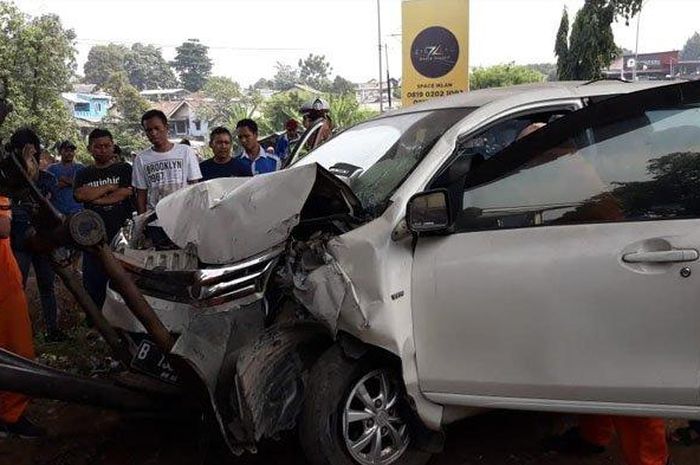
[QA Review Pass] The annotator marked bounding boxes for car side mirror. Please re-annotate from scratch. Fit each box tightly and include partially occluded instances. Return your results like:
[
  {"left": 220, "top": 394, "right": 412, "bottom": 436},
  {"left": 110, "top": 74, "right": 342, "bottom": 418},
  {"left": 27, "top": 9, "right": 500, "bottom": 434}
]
[{"left": 407, "top": 189, "right": 452, "bottom": 234}]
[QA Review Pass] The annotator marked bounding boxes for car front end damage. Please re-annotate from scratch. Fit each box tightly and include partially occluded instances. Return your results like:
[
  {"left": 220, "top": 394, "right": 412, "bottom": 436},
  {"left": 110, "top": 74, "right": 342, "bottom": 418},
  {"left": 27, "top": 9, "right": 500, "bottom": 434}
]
[{"left": 101, "top": 163, "right": 412, "bottom": 453}]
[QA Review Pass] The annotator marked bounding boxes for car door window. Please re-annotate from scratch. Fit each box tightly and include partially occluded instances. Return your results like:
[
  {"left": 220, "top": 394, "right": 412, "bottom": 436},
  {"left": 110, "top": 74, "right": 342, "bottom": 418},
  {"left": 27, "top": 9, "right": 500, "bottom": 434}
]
[
  {"left": 458, "top": 112, "right": 567, "bottom": 161},
  {"left": 430, "top": 109, "right": 574, "bottom": 190},
  {"left": 454, "top": 83, "right": 700, "bottom": 232}
]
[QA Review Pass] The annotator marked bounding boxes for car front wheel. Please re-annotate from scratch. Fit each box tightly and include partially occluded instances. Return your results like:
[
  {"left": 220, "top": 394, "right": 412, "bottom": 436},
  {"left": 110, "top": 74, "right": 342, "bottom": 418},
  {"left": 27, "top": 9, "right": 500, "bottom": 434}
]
[{"left": 299, "top": 345, "right": 431, "bottom": 465}]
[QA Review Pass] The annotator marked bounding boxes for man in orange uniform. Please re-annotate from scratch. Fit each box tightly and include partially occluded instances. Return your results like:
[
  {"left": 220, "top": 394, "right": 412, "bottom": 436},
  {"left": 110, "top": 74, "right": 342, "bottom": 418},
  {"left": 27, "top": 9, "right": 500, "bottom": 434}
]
[
  {"left": 579, "top": 415, "right": 669, "bottom": 465},
  {"left": 0, "top": 130, "right": 45, "bottom": 439}
]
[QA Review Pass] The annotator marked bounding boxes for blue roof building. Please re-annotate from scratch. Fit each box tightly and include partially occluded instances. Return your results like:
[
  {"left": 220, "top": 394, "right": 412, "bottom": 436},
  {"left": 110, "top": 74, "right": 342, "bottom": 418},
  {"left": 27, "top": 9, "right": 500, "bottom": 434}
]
[{"left": 61, "top": 91, "right": 114, "bottom": 123}]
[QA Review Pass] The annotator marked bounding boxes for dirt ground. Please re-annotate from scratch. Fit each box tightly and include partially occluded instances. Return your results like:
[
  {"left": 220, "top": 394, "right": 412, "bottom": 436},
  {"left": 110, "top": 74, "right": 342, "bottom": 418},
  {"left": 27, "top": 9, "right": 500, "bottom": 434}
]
[
  {"left": 2, "top": 403, "right": 700, "bottom": 465},
  {"left": 3, "top": 277, "right": 700, "bottom": 465}
]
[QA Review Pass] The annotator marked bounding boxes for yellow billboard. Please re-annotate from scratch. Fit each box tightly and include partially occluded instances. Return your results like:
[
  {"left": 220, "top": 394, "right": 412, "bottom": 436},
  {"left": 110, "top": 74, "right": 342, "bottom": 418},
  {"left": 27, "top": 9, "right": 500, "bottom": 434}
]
[{"left": 402, "top": 0, "right": 469, "bottom": 107}]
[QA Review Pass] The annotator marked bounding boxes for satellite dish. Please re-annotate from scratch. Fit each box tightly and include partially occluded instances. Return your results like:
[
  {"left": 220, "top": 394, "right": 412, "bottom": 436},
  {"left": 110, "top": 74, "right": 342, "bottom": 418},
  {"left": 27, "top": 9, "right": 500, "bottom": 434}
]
[{"left": 627, "top": 58, "right": 636, "bottom": 68}]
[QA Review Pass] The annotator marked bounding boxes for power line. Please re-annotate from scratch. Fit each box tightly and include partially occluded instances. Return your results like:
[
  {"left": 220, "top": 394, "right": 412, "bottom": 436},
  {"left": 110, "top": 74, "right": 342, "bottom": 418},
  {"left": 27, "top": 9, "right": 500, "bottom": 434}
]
[{"left": 73, "top": 39, "right": 307, "bottom": 52}]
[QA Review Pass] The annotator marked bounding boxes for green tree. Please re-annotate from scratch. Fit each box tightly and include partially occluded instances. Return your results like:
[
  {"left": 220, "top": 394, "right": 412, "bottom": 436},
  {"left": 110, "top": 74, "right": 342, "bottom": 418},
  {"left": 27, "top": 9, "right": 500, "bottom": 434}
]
[
  {"left": 555, "top": 8, "right": 571, "bottom": 80},
  {"left": 259, "top": 90, "right": 376, "bottom": 137},
  {"left": 83, "top": 43, "right": 128, "bottom": 88},
  {"left": 101, "top": 71, "right": 149, "bottom": 155},
  {"left": 328, "top": 93, "right": 377, "bottom": 129},
  {"left": 125, "top": 43, "right": 178, "bottom": 90},
  {"left": 470, "top": 64, "right": 545, "bottom": 90},
  {"left": 526, "top": 63, "right": 557, "bottom": 81},
  {"left": 680, "top": 32, "right": 700, "bottom": 61},
  {"left": 331, "top": 75, "right": 356, "bottom": 95},
  {"left": 272, "top": 62, "right": 299, "bottom": 91},
  {"left": 555, "top": 0, "right": 643, "bottom": 80},
  {"left": 252, "top": 77, "right": 274, "bottom": 90},
  {"left": 259, "top": 91, "right": 309, "bottom": 135},
  {"left": 568, "top": 2, "right": 618, "bottom": 80},
  {"left": 171, "top": 39, "right": 212, "bottom": 92},
  {"left": 224, "top": 102, "right": 257, "bottom": 131},
  {"left": 0, "top": 2, "right": 77, "bottom": 144},
  {"left": 198, "top": 76, "right": 243, "bottom": 127},
  {"left": 610, "top": 0, "right": 643, "bottom": 23},
  {"left": 298, "top": 54, "right": 332, "bottom": 91},
  {"left": 103, "top": 72, "right": 149, "bottom": 123}
]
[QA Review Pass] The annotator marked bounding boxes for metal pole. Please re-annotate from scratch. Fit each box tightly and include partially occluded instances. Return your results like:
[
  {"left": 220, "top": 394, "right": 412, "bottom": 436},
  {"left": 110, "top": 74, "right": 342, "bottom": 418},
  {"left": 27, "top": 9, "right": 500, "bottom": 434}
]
[
  {"left": 385, "top": 43, "right": 392, "bottom": 109},
  {"left": 633, "top": 10, "right": 641, "bottom": 81},
  {"left": 93, "top": 243, "right": 175, "bottom": 354},
  {"left": 52, "top": 262, "right": 131, "bottom": 365},
  {"left": 377, "top": 0, "right": 384, "bottom": 112},
  {"left": 0, "top": 360, "right": 173, "bottom": 412}
]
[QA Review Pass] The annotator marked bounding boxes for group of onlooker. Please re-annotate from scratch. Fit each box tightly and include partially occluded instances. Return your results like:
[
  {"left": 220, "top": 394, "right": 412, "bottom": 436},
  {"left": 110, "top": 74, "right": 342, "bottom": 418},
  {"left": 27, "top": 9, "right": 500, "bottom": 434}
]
[{"left": 0, "top": 95, "right": 336, "bottom": 438}]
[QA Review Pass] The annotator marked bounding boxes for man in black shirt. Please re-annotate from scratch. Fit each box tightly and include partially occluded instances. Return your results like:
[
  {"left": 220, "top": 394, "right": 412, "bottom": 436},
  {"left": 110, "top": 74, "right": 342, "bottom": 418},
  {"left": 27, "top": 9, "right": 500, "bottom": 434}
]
[
  {"left": 200, "top": 126, "right": 244, "bottom": 180},
  {"left": 74, "top": 128, "right": 134, "bottom": 309}
]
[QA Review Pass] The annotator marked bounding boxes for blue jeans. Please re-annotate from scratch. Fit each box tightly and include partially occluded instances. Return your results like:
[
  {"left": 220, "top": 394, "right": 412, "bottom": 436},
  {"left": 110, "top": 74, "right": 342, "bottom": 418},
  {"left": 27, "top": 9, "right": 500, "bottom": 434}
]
[
  {"left": 82, "top": 249, "right": 109, "bottom": 311},
  {"left": 12, "top": 248, "right": 58, "bottom": 333}
]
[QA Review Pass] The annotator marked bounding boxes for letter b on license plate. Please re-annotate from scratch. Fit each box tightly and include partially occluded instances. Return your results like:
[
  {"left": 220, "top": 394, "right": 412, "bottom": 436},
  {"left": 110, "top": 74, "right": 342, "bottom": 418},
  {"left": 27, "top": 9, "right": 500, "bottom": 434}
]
[{"left": 131, "top": 339, "right": 180, "bottom": 385}]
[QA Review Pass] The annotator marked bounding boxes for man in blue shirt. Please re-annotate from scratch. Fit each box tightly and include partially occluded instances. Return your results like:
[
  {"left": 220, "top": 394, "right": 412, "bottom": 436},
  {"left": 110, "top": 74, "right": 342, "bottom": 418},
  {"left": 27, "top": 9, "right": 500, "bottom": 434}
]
[
  {"left": 47, "top": 140, "right": 84, "bottom": 215},
  {"left": 199, "top": 127, "right": 243, "bottom": 180},
  {"left": 232, "top": 119, "right": 280, "bottom": 176}
]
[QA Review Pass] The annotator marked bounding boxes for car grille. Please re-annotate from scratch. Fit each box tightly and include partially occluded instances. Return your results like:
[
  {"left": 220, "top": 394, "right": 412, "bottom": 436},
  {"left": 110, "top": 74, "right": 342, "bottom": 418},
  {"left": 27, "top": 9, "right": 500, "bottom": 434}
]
[{"left": 113, "top": 245, "right": 284, "bottom": 308}]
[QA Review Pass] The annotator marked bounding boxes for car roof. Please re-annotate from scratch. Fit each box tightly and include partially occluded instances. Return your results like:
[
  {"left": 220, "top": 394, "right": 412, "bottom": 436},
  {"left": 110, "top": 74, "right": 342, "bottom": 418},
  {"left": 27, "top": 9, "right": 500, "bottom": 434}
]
[{"left": 381, "top": 80, "right": 682, "bottom": 118}]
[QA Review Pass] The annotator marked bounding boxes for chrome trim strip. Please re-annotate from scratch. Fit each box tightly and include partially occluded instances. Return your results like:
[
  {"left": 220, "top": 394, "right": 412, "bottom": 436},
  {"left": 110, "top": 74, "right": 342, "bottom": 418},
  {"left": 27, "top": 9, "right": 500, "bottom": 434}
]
[
  {"left": 196, "top": 285, "right": 258, "bottom": 307},
  {"left": 193, "top": 259, "right": 276, "bottom": 300},
  {"left": 194, "top": 245, "right": 285, "bottom": 285}
]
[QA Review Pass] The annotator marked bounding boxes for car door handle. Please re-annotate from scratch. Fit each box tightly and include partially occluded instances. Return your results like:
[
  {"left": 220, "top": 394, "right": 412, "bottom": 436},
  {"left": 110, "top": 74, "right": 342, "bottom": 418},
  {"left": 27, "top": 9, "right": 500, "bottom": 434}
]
[{"left": 622, "top": 249, "right": 699, "bottom": 263}]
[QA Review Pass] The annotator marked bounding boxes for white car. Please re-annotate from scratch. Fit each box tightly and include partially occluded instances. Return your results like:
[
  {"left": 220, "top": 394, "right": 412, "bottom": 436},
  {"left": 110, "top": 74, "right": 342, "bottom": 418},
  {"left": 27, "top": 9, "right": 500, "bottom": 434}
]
[{"left": 105, "top": 79, "right": 700, "bottom": 465}]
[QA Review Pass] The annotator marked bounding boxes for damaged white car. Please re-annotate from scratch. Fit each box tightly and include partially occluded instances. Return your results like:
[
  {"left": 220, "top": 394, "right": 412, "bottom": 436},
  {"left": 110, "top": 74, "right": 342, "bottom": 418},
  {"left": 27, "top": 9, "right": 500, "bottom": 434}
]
[{"left": 105, "top": 79, "right": 700, "bottom": 465}]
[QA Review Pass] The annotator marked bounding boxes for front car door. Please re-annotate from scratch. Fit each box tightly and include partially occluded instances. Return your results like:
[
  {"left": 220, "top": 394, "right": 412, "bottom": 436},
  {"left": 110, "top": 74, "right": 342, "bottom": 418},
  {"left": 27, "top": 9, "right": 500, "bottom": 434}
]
[{"left": 412, "top": 80, "right": 700, "bottom": 416}]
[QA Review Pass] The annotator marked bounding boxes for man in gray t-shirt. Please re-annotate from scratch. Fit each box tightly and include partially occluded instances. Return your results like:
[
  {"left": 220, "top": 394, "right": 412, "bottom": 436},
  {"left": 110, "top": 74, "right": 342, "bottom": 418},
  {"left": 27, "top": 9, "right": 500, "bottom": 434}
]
[{"left": 132, "top": 110, "right": 202, "bottom": 214}]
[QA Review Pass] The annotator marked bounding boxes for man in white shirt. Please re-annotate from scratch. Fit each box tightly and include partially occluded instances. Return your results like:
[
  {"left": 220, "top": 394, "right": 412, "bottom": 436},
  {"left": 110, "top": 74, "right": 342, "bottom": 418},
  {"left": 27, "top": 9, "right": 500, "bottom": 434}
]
[{"left": 132, "top": 110, "right": 202, "bottom": 214}]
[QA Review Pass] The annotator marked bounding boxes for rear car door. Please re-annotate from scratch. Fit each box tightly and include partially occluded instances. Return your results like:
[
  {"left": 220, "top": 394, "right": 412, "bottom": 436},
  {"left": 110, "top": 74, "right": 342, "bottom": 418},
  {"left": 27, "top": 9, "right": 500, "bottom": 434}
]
[{"left": 412, "top": 81, "right": 700, "bottom": 412}]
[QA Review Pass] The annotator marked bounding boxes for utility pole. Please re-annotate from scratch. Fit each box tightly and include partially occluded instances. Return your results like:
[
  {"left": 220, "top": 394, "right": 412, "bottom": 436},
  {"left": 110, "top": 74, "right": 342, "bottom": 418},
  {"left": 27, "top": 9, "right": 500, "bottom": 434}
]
[
  {"left": 377, "top": 0, "right": 384, "bottom": 112},
  {"left": 385, "top": 43, "right": 392, "bottom": 109},
  {"left": 633, "top": 10, "right": 641, "bottom": 80}
]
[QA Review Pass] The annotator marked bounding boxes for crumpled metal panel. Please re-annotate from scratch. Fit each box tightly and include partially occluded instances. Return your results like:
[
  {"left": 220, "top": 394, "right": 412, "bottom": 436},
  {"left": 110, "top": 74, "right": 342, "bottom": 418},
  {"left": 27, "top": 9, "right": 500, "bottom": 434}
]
[
  {"left": 231, "top": 323, "right": 332, "bottom": 443},
  {"left": 156, "top": 163, "right": 361, "bottom": 265},
  {"left": 156, "top": 165, "right": 317, "bottom": 265},
  {"left": 292, "top": 243, "right": 367, "bottom": 336},
  {"left": 171, "top": 303, "right": 266, "bottom": 454}
]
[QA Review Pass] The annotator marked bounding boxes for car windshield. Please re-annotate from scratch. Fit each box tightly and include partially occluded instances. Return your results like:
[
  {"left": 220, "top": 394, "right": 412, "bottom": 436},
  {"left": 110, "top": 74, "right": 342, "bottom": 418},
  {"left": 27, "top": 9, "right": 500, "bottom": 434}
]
[{"left": 295, "top": 108, "right": 475, "bottom": 216}]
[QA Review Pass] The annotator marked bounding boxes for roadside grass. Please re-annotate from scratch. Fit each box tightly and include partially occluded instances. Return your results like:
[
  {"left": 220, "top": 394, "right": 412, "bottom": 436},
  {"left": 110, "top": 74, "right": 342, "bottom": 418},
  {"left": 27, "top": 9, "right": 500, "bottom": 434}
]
[{"left": 25, "top": 274, "right": 116, "bottom": 376}]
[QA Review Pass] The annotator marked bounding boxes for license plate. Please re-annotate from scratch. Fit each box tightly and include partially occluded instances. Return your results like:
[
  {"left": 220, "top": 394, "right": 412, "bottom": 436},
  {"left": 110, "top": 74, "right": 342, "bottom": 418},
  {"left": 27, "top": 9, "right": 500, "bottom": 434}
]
[{"left": 130, "top": 339, "right": 180, "bottom": 385}]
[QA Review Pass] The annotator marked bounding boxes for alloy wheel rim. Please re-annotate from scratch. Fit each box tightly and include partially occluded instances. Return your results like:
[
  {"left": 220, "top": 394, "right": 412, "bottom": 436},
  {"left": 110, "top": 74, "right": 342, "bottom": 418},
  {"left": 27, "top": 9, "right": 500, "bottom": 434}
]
[{"left": 342, "top": 369, "right": 410, "bottom": 465}]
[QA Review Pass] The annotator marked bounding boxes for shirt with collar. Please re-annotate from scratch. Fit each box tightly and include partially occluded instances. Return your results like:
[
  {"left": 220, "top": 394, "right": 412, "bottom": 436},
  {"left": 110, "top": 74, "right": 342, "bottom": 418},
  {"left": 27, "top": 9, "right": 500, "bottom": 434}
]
[{"left": 231, "top": 146, "right": 281, "bottom": 176}]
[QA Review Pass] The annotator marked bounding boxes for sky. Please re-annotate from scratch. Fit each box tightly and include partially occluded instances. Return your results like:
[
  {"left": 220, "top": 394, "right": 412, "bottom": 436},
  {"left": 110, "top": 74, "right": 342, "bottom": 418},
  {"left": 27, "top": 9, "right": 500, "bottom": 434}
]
[{"left": 10, "top": 0, "right": 700, "bottom": 87}]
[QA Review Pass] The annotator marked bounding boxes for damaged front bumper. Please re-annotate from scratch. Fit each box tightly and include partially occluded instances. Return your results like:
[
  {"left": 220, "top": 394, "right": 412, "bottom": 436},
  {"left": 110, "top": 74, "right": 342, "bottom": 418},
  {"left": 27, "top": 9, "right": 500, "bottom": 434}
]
[{"left": 104, "top": 235, "right": 284, "bottom": 334}]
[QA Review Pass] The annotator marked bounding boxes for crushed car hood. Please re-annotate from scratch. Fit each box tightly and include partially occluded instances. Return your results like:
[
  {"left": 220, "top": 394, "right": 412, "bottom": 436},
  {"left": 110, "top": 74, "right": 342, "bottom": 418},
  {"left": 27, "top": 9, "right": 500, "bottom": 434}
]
[{"left": 156, "top": 163, "right": 361, "bottom": 264}]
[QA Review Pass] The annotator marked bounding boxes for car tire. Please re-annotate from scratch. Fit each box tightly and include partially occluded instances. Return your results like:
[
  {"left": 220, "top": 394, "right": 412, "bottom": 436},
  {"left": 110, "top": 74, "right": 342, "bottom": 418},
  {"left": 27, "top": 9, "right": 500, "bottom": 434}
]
[{"left": 299, "top": 345, "right": 432, "bottom": 465}]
